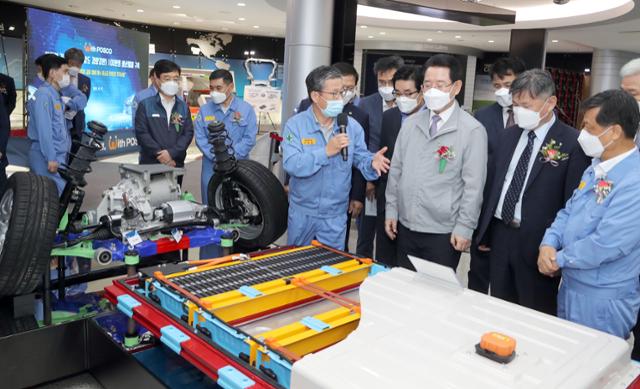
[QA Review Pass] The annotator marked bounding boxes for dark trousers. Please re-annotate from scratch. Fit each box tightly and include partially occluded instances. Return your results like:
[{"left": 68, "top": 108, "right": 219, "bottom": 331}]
[
  {"left": 375, "top": 215, "right": 397, "bottom": 267},
  {"left": 489, "top": 218, "right": 559, "bottom": 315},
  {"left": 396, "top": 223, "right": 461, "bottom": 271},
  {"left": 356, "top": 214, "right": 376, "bottom": 258},
  {"left": 633, "top": 286, "right": 640, "bottom": 359},
  {"left": 468, "top": 243, "right": 490, "bottom": 293}
]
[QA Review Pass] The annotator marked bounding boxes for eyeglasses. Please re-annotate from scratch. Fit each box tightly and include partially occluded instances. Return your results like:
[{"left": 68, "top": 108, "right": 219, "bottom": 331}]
[
  {"left": 393, "top": 90, "right": 419, "bottom": 98},
  {"left": 422, "top": 82, "right": 453, "bottom": 91},
  {"left": 319, "top": 90, "right": 345, "bottom": 99}
]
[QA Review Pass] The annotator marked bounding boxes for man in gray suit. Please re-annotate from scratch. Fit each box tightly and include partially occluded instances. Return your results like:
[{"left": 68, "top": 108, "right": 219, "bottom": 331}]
[
  {"left": 357, "top": 55, "right": 404, "bottom": 258},
  {"left": 385, "top": 54, "right": 488, "bottom": 270}
]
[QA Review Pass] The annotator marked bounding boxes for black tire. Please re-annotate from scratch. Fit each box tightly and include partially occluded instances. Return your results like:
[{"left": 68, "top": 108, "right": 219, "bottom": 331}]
[
  {"left": 208, "top": 160, "right": 287, "bottom": 251},
  {"left": 0, "top": 173, "right": 59, "bottom": 296}
]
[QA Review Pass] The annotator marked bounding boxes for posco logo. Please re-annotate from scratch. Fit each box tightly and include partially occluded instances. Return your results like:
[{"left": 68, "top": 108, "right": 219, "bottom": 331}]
[{"left": 83, "top": 42, "right": 113, "bottom": 55}]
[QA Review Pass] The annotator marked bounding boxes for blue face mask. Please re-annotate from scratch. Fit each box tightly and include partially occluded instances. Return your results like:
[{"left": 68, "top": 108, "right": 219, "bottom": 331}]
[{"left": 320, "top": 96, "right": 344, "bottom": 118}]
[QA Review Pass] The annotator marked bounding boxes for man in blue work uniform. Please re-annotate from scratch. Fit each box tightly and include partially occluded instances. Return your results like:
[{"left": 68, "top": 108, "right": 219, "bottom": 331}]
[
  {"left": 135, "top": 60, "right": 193, "bottom": 184},
  {"left": 194, "top": 69, "right": 258, "bottom": 204},
  {"left": 539, "top": 89, "right": 640, "bottom": 339},
  {"left": 282, "top": 65, "right": 390, "bottom": 250},
  {"left": 194, "top": 69, "right": 258, "bottom": 260},
  {"left": 64, "top": 48, "right": 92, "bottom": 145},
  {"left": 28, "top": 55, "right": 75, "bottom": 194}
]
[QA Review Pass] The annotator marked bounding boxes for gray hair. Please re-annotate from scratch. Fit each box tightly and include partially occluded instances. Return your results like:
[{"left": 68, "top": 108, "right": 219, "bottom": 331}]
[
  {"left": 305, "top": 65, "right": 343, "bottom": 99},
  {"left": 620, "top": 58, "right": 640, "bottom": 78},
  {"left": 64, "top": 48, "right": 85, "bottom": 64},
  {"left": 510, "top": 69, "right": 556, "bottom": 100}
]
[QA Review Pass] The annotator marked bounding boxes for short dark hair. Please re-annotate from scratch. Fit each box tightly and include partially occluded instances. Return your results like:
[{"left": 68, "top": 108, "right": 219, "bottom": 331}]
[
  {"left": 393, "top": 65, "right": 423, "bottom": 91},
  {"left": 510, "top": 69, "right": 555, "bottom": 99},
  {"left": 148, "top": 68, "right": 155, "bottom": 78},
  {"left": 425, "top": 54, "right": 463, "bottom": 83},
  {"left": 333, "top": 62, "right": 359, "bottom": 84},
  {"left": 41, "top": 55, "right": 67, "bottom": 80},
  {"left": 305, "top": 65, "right": 342, "bottom": 99},
  {"left": 373, "top": 55, "right": 404, "bottom": 75},
  {"left": 209, "top": 69, "right": 233, "bottom": 84},
  {"left": 581, "top": 89, "right": 640, "bottom": 139},
  {"left": 153, "top": 59, "right": 181, "bottom": 78},
  {"left": 490, "top": 57, "right": 526, "bottom": 79},
  {"left": 64, "top": 48, "right": 85, "bottom": 64},
  {"left": 35, "top": 53, "right": 57, "bottom": 67}
]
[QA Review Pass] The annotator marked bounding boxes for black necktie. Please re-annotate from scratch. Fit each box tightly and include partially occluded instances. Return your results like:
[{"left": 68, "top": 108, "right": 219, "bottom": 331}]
[
  {"left": 506, "top": 108, "right": 515, "bottom": 128},
  {"left": 501, "top": 131, "right": 537, "bottom": 224}
]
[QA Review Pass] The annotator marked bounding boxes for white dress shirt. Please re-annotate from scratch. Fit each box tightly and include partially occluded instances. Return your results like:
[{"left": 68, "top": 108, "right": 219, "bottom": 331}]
[
  {"left": 429, "top": 101, "right": 456, "bottom": 133},
  {"left": 594, "top": 147, "right": 638, "bottom": 179},
  {"left": 160, "top": 95, "right": 176, "bottom": 126},
  {"left": 495, "top": 114, "right": 556, "bottom": 222}
]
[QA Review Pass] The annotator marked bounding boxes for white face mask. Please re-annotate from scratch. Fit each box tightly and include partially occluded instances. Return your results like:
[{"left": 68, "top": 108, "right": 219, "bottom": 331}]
[
  {"left": 160, "top": 80, "right": 180, "bottom": 96},
  {"left": 513, "top": 99, "right": 549, "bottom": 130},
  {"left": 396, "top": 96, "right": 419, "bottom": 114},
  {"left": 495, "top": 87, "right": 512, "bottom": 107},
  {"left": 424, "top": 87, "right": 453, "bottom": 112},
  {"left": 210, "top": 90, "right": 227, "bottom": 104},
  {"left": 342, "top": 89, "right": 356, "bottom": 105},
  {"left": 58, "top": 73, "right": 71, "bottom": 89},
  {"left": 378, "top": 86, "right": 394, "bottom": 102},
  {"left": 68, "top": 66, "right": 80, "bottom": 77},
  {"left": 578, "top": 126, "right": 613, "bottom": 158}
]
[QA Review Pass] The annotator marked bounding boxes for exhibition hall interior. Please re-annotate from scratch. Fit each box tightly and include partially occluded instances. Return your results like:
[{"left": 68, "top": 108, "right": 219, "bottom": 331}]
[{"left": 1, "top": 0, "right": 640, "bottom": 388}]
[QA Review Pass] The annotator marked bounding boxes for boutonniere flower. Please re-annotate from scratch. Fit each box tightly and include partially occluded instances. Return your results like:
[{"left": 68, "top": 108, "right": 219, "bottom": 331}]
[
  {"left": 170, "top": 112, "right": 183, "bottom": 132},
  {"left": 539, "top": 139, "right": 569, "bottom": 166},
  {"left": 232, "top": 111, "right": 242, "bottom": 124},
  {"left": 435, "top": 145, "right": 455, "bottom": 173},
  {"left": 594, "top": 178, "right": 613, "bottom": 204}
]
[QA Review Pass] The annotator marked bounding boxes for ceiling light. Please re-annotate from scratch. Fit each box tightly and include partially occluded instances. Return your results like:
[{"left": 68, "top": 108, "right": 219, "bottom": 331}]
[
  {"left": 244, "top": 51, "right": 249, "bottom": 55},
  {"left": 238, "top": 17, "right": 246, "bottom": 21},
  {"left": 360, "top": 25, "right": 368, "bottom": 28},
  {"left": 584, "top": 68, "right": 591, "bottom": 72},
  {"left": 488, "top": 40, "right": 494, "bottom": 43},
  {"left": 136, "top": 9, "right": 144, "bottom": 13},
  {"left": 552, "top": 39, "right": 559, "bottom": 42},
  {"left": 427, "top": 38, "right": 433, "bottom": 41},
  {"left": 172, "top": 5, "right": 180, "bottom": 9},
  {"left": 455, "top": 35, "right": 462, "bottom": 39},
  {"left": 250, "top": 50, "right": 255, "bottom": 55},
  {"left": 379, "top": 31, "right": 386, "bottom": 35},
  {"left": 253, "top": 25, "right": 260, "bottom": 28},
  {"left": 437, "top": 30, "right": 442, "bottom": 33},
  {"left": 238, "top": 2, "right": 246, "bottom": 6},
  {"left": 8, "top": 26, "right": 15, "bottom": 31},
  {"left": 176, "top": 13, "right": 187, "bottom": 17},
  {"left": 368, "top": 35, "right": 374, "bottom": 39}
]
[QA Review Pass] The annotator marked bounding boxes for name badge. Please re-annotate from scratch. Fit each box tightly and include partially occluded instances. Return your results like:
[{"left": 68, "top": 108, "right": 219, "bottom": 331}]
[
  {"left": 152, "top": 113, "right": 161, "bottom": 117},
  {"left": 578, "top": 181, "right": 586, "bottom": 190},
  {"left": 301, "top": 138, "right": 317, "bottom": 145},
  {"left": 204, "top": 115, "right": 215, "bottom": 121}
]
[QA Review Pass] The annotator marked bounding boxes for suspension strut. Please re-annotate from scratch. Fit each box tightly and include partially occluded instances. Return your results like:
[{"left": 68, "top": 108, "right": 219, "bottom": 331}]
[
  {"left": 207, "top": 121, "right": 237, "bottom": 175},
  {"left": 58, "top": 121, "right": 108, "bottom": 225}
]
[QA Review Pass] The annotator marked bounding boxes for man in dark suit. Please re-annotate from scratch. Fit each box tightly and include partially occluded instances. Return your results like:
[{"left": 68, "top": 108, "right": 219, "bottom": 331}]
[
  {"left": 469, "top": 57, "right": 526, "bottom": 293},
  {"left": 296, "top": 62, "right": 370, "bottom": 249},
  {"left": 0, "top": 91, "right": 9, "bottom": 193},
  {"left": 64, "top": 48, "right": 91, "bottom": 144},
  {"left": 475, "top": 69, "right": 590, "bottom": 315},
  {"left": 0, "top": 72, "right": 16, "bottom": 117},
  {"left": 376, "top": 65, "right": 424, "bottom": 267},
  {"left": 356, "top": 55, "right": 404, "bottom": 258}
]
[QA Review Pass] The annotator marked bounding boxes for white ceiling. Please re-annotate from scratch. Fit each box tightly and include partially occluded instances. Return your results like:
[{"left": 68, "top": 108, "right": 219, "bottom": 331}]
[{"left": 8, "top": 0, "right": 640, "bottom": 54}]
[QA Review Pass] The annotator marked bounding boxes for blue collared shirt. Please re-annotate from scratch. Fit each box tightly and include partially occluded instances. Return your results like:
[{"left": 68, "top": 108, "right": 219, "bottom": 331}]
[
  {"left": 542, "top": 149, "right": 640, "bottom": 287},
  {"left": 282, "top": 106, "right": 378, "bottom": 217},
  {"left": 194, "top": 96, "right": 258, "bottom": 161},
  {"left": 27, "top": 82, "right": 71, "bottom": 163},
  {"left": 495, "top": 115, "right": 556, "bottom": 222}
]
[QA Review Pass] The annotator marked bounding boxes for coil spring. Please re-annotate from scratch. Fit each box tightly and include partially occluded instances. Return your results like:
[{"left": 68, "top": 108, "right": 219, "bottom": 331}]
[{"left": 207, "top": 124, "right": 236, "bottom": 157}]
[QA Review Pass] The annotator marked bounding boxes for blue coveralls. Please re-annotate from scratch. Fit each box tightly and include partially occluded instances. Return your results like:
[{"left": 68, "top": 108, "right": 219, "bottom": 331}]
[
  {"left": 132, "top": 85, "right": 158, "bottom": 125},
  {"left": 27, "top": 82, "right": 72, "bottom": 194},
  {"left": 194, "top": 97, "right": 258, "bottom": 260},
  {"left": 194, "top": 97, "right": 258, "bottom": 204},
  {"left": 32, "top": 77, "right": 88, "bottom": 132},
  {"left": 282, "top": 106, "right": 378, "bottom": 250},
  {"left": 542, "top": 151, "right": 640, "bottom": 339}
]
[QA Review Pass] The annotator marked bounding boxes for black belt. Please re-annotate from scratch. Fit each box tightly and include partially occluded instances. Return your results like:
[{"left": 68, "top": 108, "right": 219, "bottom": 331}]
[{"left": 493, "top": 217, "right": 520, "bottom": 229}]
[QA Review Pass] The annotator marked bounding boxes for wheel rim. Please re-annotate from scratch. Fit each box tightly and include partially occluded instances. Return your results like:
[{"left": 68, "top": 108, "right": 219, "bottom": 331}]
[
  {"left": 0, "top": 188, "right": 14, "bottom": 250},
  {"left": 214, "top": 180, "right": 264, "bottom": 241}
]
